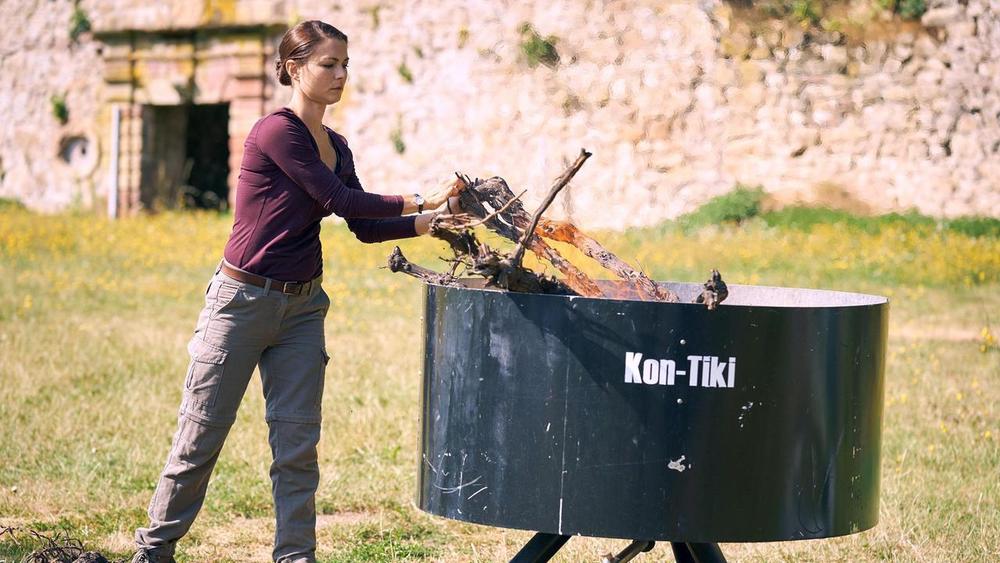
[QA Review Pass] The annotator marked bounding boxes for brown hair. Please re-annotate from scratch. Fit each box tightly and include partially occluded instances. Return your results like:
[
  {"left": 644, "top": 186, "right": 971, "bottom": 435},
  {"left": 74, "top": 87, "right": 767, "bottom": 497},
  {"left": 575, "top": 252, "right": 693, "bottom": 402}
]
[{"left": 275, "top": 21, "right": 348, "bottom": 86}]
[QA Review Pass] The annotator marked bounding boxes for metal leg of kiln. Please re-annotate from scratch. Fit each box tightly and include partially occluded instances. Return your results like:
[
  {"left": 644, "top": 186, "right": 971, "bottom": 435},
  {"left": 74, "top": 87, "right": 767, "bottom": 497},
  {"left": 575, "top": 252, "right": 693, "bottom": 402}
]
[
  {"left": 510, "top": 532, "right": 571, "bottom": 563},
  {"left": 601, "top": 540, "right": 655, "bottom": 562},
  {"left": 670, "top": 542, "right": 727, "bottom": 563}
]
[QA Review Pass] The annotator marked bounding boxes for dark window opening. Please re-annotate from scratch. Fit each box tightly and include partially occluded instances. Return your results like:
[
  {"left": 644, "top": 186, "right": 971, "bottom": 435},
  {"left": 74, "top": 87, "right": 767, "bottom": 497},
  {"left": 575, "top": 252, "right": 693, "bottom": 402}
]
[
  {"left": 185, "top": 104, "right": 230, "bottom": 210},
  {"left": 140, "top": 103, "right": 230, "bottom": 212}
]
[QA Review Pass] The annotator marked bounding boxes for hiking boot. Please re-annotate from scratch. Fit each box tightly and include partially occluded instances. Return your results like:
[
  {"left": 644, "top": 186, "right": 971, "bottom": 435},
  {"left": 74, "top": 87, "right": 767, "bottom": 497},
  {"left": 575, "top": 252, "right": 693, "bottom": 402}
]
[{"left": 130, "top": 549, "right": 176, "bottom": 563}]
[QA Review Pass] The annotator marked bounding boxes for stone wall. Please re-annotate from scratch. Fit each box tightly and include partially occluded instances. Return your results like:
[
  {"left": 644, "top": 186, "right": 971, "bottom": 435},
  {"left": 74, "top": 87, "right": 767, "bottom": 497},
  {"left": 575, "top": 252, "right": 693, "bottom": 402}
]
[
  {"left": 1, "top": 0, "right": 997, "bottom": 226},
  {"left": 0, "top": 0, "right": 106, "bottom": 210}
]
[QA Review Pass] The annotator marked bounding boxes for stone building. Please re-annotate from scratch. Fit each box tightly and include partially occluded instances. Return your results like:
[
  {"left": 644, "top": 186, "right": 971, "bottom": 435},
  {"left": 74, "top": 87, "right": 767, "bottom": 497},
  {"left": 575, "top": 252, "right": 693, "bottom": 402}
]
[
  {"left": 1, "top": 0, "right": 997, "bottom": 226},
  {"left": 1, "top": 1, "right": 287, "bottom": 215},
  {"left": 94, "top": 12, "right": 286, "bottom": 213}
]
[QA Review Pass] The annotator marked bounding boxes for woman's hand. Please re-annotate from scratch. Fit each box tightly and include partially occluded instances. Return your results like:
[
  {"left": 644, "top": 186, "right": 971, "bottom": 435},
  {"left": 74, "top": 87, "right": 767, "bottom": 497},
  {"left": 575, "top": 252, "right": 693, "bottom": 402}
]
[
  {"left": 423, "top": 177, "right": 463, "bottom": 210},
  {"left": 414, "top": 211, "right": 440, "bottom": 235},
  {"left": 415, "top": 194, "right": 470, "bottom": 235},
  {"left": 402, "top": 177, "right": 463, "bottom": 215}
]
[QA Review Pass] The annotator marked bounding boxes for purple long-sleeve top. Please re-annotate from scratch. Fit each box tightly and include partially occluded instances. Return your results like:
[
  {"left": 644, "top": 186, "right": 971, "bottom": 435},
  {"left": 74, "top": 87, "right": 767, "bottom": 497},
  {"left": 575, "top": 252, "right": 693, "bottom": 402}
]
[{"left": 223, "top": 107, "right": 417, "bottom": 281}]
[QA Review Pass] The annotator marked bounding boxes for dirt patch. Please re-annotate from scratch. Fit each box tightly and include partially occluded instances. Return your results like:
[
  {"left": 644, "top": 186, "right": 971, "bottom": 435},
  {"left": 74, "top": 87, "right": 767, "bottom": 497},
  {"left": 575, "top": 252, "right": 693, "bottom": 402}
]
[
  {"left": 183, "top": 517, "right": 273, "bottom": 562},
  {"left": 99, "top": 532, "right": 134, "bottom": 556}
]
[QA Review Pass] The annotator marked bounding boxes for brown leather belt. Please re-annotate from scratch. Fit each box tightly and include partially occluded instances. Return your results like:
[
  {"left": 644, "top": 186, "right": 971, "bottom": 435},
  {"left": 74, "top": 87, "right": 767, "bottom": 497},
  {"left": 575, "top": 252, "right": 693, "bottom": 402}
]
[{"left": 220, "top": 262, "right": 318, "bottom": 296}]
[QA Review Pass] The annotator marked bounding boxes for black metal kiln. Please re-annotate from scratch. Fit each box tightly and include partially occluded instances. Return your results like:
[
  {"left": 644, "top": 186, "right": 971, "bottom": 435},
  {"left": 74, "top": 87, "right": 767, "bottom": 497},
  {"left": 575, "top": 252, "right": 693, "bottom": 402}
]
[{"left": 417, "top": 280, "right": 888, "bottom": 562}]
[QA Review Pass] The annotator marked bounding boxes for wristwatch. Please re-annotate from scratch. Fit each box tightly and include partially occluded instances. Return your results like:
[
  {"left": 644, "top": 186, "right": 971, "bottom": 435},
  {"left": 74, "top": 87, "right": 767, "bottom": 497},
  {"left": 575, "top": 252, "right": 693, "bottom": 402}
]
[{"left": 414, "top": 193, "right": 425, "bottom": 213}]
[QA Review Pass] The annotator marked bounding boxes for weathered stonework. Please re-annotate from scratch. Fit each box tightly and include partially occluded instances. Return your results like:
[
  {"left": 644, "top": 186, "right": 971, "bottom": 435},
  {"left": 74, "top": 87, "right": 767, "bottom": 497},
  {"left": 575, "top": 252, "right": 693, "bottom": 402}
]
[
  {"left": 0, "top": 1, "right": 105, "bottom": 210},
  {"left": 1, "top": 0, "right": 997, "bottom": 226}
]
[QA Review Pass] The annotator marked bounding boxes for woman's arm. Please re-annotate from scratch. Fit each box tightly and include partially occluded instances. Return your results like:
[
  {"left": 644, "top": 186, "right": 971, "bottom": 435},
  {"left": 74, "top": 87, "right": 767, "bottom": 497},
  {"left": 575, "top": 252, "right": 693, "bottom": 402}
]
[
  {"left": 346, "top": 200, "right": 462, "bottom": 242},
  {"left": 345, "top": 210, "right": 444, "bottom": 243},
  {"left": 341, "top": 150, "right": 461, "bottom": 241},
  {"left": 256, "top": 114, "right": 404, "bottom": 218},
  {"left": 338, "top": 148, "right": 419, "bottom": 242},
  {"left": 346, "top": 216, "right": 419, "bottom": 243}
]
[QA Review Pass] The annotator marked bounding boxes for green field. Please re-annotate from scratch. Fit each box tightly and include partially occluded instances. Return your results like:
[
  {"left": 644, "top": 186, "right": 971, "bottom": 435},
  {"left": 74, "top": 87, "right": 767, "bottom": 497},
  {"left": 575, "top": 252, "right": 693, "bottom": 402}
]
[{"left": 1, "top": 206, "right": 997, "bottom": 562}]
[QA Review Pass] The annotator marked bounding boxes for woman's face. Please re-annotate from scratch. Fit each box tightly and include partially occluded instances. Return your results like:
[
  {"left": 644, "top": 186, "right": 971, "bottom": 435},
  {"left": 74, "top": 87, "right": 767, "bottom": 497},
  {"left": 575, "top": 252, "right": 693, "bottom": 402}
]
[{"left": 292, "top": 38, "right": 349, "bottom": 105}]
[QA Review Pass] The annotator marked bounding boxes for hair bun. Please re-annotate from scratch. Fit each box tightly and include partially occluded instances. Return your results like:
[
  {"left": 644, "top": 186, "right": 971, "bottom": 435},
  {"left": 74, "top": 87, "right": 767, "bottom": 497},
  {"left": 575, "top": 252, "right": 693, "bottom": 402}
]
[{"left": 275, "top": 57, "right": 291, "bottom": 86}]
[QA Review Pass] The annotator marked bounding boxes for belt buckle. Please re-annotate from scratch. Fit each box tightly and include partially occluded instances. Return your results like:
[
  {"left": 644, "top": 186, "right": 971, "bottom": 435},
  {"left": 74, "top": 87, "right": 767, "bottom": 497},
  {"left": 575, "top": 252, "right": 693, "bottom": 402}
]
[{"left": 283, "top": 281, "right": 303, "bottom": 295}]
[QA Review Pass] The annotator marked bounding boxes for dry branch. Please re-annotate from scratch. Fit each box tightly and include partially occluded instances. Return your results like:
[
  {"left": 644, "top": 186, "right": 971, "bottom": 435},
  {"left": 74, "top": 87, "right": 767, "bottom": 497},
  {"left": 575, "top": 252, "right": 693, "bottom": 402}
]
[
  {"left": 456, "top": 174, "right": 605, "bottom": 297},
  {"left": 455, "top": 156, "right": 677, "bottom": 301},
  {"left": 388, "top": 240, "right": 574, "bottom": 295},
  {"left": 537, "top": 218, "right": 680, "bottom": 302},
  {"left": 387, "top": 147, "right": 729, "bottom": 309},
  {"left": 387, "top": 246, "right": 462, "bottom": 287},
  {"left": 510, "top": 149, "right": 592, "bottom": 268},
  {"left": 696, "top": 269, "right": 729, "bottom": 310}
]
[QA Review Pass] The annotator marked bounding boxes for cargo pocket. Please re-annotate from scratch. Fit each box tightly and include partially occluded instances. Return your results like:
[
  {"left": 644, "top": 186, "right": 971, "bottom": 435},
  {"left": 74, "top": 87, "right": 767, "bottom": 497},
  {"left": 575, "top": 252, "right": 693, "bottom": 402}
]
[{"left": 184, "top": 337, "right": 229, "bottom": 408}]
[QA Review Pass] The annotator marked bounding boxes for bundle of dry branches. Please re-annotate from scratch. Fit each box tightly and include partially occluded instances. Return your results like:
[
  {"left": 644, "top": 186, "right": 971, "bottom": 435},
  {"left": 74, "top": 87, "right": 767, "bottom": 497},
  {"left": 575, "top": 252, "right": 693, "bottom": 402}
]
[
  {"left": 0, "top": 524, "right": 121, "bottom": 563},
  {"left": 388, "top": 149, "right": 729, "bottom": 309}
]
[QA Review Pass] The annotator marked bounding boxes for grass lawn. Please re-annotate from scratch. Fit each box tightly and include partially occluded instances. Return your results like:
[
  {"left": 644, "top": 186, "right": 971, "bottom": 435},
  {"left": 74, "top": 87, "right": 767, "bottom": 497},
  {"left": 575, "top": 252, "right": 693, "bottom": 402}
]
[{"left": 0, "top": 207, "right": 997, "bottom": 562}]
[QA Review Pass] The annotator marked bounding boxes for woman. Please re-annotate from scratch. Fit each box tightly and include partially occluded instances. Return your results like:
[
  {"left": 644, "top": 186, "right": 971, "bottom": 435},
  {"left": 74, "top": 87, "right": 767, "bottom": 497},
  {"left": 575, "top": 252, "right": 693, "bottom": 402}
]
[{"left": 132, "top": 21, "right": 459, "bottom": 563}]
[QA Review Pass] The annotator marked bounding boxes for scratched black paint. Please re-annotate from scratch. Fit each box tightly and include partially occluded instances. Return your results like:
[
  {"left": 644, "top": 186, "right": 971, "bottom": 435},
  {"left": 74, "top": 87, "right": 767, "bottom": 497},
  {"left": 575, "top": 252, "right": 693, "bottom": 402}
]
[{"left": 417, "top": 280, "right": 888, "bottom": 542}]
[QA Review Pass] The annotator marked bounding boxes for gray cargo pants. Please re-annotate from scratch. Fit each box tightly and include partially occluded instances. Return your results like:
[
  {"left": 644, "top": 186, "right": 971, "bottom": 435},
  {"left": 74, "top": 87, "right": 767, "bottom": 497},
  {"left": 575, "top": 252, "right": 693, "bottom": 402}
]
[{"left": 136, "top": 263, "right": 330, "bottom": 563}]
